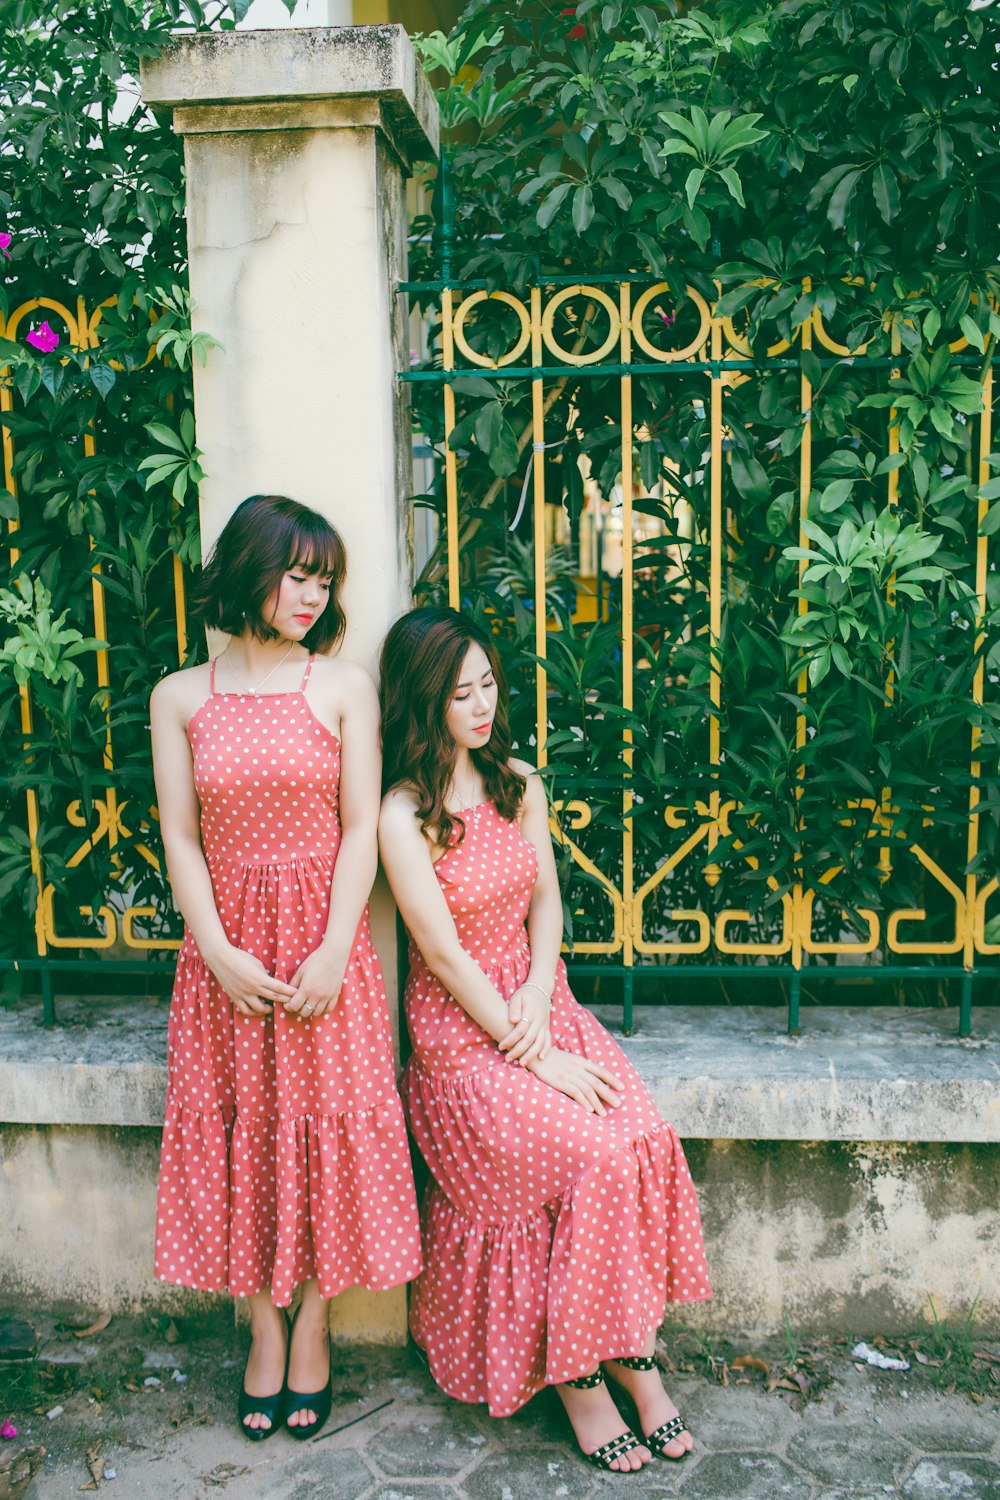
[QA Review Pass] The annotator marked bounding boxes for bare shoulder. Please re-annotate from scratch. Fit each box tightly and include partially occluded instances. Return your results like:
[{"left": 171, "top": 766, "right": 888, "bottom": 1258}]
[
  {"left": 379, "top": 787, "right": 428, "bottom": 854},
  {"left": 150, "top": 662, "right": 211, "bottom": 720},
  {"left": 511, "top": 760, "right": 548, "bottom": 821},
  {"left": 380, "top": 783, "right": 421, "bottom": 830},
  {"left": 310, "top": 655, "right": 377, "bottom": 708}
]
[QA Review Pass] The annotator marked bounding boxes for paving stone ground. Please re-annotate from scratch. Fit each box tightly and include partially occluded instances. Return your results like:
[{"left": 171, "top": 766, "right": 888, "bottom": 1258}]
[{"left": 1, "top": 1309, "right": 997, "bottom": 1500}]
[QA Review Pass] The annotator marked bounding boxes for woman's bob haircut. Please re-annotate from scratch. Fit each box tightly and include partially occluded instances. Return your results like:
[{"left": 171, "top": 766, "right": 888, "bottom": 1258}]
[{"left": 192, "top": 494, "right": 347, "bottom": 651}]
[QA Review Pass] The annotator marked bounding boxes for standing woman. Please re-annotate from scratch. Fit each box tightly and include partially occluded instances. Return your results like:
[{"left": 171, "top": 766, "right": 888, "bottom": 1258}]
[
  {"left": 151, "top": 495, "right": 422, "bottom": 1442},
  {"left": 378, "top": 607, "right": 711, "bottom": 1475}
]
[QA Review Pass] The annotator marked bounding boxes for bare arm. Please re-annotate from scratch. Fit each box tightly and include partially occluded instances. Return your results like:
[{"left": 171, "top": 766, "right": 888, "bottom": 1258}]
[
  {"left": 150, "top": 674, "right": 298, "bottom": 1016},
  {"left": 150, "top": 676, "right": 228, "bottom": 962},
  {"left": 518, "top": 768, "right": 563, "bottom": 997},
  {"left": 378, "top": 791, "right": 516, "bottom": 1046},
  {"left": 286, "top": 666, "right": 382, "bottom": 1017}
]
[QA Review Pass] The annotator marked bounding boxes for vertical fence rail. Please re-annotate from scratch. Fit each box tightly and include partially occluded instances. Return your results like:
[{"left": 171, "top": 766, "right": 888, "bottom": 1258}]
[
  {"left": 965, "top": 365, "right": 996, "bottom": 1036},
  {"left": 530, "top": 286, "right": 548, "bottom": 771},
  {"left": 619, "top": 283, "right": 634, "bottom": 1031}
]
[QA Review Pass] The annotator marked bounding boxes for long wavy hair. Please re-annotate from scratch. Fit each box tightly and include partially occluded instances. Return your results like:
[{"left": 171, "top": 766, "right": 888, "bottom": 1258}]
[{"left": 379, "top": 608, "right": 526, "bottom": 847}]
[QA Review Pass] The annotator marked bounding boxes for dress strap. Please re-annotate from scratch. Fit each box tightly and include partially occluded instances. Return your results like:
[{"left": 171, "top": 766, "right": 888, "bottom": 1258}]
[
  {"left": 300, "top": 653, "right": 315, "bottom": 691},
  {"left": 209, "top": 656, "right": 218, "bottom": 694}
]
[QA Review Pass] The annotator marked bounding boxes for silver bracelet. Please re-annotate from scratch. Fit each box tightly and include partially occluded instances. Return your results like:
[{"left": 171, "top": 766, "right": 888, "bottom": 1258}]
[{"left": 520, "top": 980, "right": 551, "bottom": 1005}]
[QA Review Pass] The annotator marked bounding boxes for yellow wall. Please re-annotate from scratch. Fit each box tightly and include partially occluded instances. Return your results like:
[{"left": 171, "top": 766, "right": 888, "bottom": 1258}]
[{"left": 353, "top": 0, "right": 462, "bottom": 31}]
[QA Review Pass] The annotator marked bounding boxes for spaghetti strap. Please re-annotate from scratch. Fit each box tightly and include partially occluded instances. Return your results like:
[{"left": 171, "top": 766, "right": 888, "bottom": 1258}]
[
  {"left": 300, "top": 653, "right": 315, "bottom": 691},
  {"left": 209, "top": 656, "right": 218, "bottom": 694}
]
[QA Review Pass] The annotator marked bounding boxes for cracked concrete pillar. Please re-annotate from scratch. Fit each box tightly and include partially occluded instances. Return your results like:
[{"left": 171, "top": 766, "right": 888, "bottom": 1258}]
[
  {"left": 141, "top": 27, "right": 438, "bottom": 1344},
  {"left": 141, "top": 27, "right": 437, "bottom": 662}
]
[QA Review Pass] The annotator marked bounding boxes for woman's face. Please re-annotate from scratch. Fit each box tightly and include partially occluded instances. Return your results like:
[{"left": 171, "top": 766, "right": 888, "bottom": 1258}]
[
  {"left": 262, "top": 565, "right": 331, "bottom": 640},
  {"left": 445, "top": 642, "right": 498, "bottom": 751}
]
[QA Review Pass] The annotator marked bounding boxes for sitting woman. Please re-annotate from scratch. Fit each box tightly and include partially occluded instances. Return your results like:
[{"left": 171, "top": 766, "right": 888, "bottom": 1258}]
[{"left": 377, "top": 606, "right": 711, "bottom": 1473}]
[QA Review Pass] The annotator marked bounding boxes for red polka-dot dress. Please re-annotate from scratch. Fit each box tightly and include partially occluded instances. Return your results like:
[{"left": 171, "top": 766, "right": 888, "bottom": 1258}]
[
  {"left": 402, "top": 799, "right": 711, "bottom": 1419},
  {"left": 155, "top": 655, "right": 423, "bottom": 1305}
]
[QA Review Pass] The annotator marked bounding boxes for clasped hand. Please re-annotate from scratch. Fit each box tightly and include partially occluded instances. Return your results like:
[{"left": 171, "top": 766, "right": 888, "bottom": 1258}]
[
  {"left": 499, "top": 982, "right": 553, "bottom": 1065},
  {"left": 210, "top": 941, "right": 346, "bottom": 1020}
]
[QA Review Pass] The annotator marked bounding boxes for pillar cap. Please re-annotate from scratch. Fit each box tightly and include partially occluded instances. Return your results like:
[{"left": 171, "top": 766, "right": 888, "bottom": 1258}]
[{"left": 140, "top": 24, "right": 439, "bottom": 162}]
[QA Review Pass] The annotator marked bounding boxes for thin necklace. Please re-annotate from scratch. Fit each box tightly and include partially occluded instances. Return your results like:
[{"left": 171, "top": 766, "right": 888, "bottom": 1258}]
[
  {"left": 224, "top": 642, "right": 296, "bottom": 695},
  {"left": 460, "top": 765, "right": 482, "bottom": 824}
]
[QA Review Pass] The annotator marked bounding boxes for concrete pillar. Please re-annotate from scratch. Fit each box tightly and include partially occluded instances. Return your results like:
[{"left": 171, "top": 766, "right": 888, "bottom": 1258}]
[{"left": 140, "top": 27, "right": 438, "bottom": 1344}]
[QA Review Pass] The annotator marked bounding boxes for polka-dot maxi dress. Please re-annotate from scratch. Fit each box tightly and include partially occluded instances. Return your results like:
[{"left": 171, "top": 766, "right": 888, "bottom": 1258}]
[
  {"left": 155, "top": 656, "right": 423, "bottom": 1305},
  {"left": 402, "top": 800, "right": 712, "bottom": 1419}
]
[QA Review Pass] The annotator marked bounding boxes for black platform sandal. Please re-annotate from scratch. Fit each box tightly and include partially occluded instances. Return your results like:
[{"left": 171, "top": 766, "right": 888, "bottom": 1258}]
[
  {"left": 238, "top": 1314, "right": 288, "bottom": 1442},
  {"left": 606, "top": 1355, "right": 691, "bottom": 1462},
  {"left": 284, "top": 1307, "right": 333, "bottom": 1441},
  {"left": 563, "top": 1369, "right": 647, "bottom": 1472}
]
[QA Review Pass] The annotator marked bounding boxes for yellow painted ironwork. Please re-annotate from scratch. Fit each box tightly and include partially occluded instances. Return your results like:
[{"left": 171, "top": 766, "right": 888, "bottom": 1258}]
[
  {"left": 441, "top": 286, "right": 459, "bottom": 610},
  {"left": 531, "top": 287, "right": 548, "bottom": 769},
  {"left": 433, "top": 279, "right": 999, "bottom": 977},
  {"left": 5, "top": 281, "right": 996, "bottom": 984},
  {"left": 620, "top": 283, "right": 634, "bottom": 975},
  {"left": 1, "top": 294, "right": 190, "bottom": 957},
  {"left": 966, "top": 366, "right": 994, "bottom": 962},
  {"left": 793, "top": 297, "right": 813, "bottom": 972}
]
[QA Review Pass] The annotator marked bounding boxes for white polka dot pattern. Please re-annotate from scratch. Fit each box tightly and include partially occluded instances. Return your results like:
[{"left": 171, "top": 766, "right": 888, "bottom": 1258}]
[
  {"left": 402, "top": 802, "right": 712, "bottom": 1418},
  {"left": 154, "top": 667, "right": 423, "bottom": 1306}
]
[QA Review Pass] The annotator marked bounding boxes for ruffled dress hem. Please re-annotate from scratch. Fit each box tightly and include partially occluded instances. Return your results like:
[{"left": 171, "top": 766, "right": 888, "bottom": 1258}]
[
  {"left": 155, "top": 1094, "right": 422, "bottom": 1305},
  {"left": 407, "top": 1110, "right": 712, "bottom": 1418}
]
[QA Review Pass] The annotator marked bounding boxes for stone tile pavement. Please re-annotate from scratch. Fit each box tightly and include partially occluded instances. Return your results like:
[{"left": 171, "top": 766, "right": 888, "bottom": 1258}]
[{"left": 1, "top": 1311, "right": 998, "bottom": 1500}]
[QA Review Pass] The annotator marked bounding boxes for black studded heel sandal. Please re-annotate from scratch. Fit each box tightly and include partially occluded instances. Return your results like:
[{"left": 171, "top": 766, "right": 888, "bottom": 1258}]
[
  {"left": 563, "top": 1370, "right": 647, "bottom": 1472},
  {"left": 606, "top": 1355, "right": 691, "bottom": 1462}
]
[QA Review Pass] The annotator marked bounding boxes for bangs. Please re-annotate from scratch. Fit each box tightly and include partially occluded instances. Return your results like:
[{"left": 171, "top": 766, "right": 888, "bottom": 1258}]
[{"left": 286, "top": 518, "right": 341, "bottom": 578}]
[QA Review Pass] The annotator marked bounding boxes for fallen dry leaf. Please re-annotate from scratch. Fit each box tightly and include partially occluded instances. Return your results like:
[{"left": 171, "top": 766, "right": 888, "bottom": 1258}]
[
  {"left": 970, "top": 1391, "right": 985, "bottom": 1405},
  {"left": 164, "top": 1320, "right": 181, "bottom": 1345},
  {"left": 73, "top": 1313, "right": 112, "bottom": 1340},
  {"left": 732, "top": 1355, "right": 770, "bottom": 1379},
  {"left": 203, "top": 1462, "right": 250, "bottom": 1488},
  {"left": 81, "top": 1440, "right": 104, "bottom": 1491},
  {"left": 913, "top": 1351, "right": 941, "bottom": 1367},
  {"left": 973, "top": 1351, "right": 1000, "bottom": 1364}
]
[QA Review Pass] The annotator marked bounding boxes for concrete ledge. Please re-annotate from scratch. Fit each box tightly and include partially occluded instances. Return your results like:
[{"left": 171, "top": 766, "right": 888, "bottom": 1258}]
[
  {"left": 140, "top": 25, "right": 439, "bottom": 162},
  {"left": 2, "top": 999, "right": 998, "bottom": 1143},
  {"left": 600, "top": 1003, "right": 1000, "bottom": 1144}
]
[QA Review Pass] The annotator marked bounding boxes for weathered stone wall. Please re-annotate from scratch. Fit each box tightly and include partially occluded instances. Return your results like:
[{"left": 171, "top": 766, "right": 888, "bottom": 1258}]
[
  {"left": 2, "top": 1123, "right": 995, "bottom": 1335},
  {"left": 681, "top": 1139, "right": 999, "bottom": 1334}
]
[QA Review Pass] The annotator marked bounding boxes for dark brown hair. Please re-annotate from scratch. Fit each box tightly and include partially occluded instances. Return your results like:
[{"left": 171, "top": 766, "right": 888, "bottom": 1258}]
[
  {"left": 192, "top": 495, "right": 347, "bottom": 651},
  {"left": 379, "top": 607, "right": 526, "bottom": 846}
]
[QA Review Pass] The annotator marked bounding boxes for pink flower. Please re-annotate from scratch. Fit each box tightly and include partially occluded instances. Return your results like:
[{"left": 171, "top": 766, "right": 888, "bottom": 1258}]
[
  {"left": 0, "top": 233, "right": 11, "bottom": 260},
  {"left": 1, "top": 1419, "right": 16, "bottom": 1440},
  {"left": 655, "top": 305, "right": 676, "bottom": 329},
  {"left": 26, "top": 321, "right": 59, "bottom": 353}
]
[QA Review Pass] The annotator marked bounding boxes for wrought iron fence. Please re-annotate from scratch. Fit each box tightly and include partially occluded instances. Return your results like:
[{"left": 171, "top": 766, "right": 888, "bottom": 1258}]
[
  {"left": 3, "top": 281, "right": 998, "bottom": 1035},
  {"left": 401, "top": 273, "right": 1000, "bottom": 1034},
  {"left": 1, "top": 294, "right": 187, "bottom": 1022}
]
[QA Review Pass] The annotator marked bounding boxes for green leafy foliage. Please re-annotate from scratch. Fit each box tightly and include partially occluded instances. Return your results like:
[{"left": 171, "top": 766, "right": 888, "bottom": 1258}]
[
  {"left": 409, "top": 0, "right": 1000, "bottom": 969},
  {"left": 0, "top": 0, "right": 248, "bottom": 966}
]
